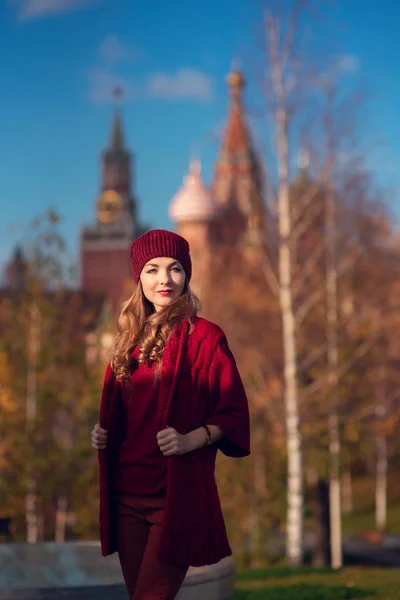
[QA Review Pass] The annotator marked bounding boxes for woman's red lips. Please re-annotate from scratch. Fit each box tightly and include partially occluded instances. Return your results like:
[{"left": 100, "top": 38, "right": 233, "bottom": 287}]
[{"left": 158, "top": 290, "right": 173, "bottom": 295}]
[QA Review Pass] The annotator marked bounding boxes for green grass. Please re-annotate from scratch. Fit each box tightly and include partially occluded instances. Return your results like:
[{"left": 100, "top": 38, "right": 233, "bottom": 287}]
[
  {"left": 342, "top": 505, "right": 400, "bottom": 537},
  {"left": 304, "top": 500, "right": 400, "bottom": 538},
  {"left": 301, "top": 473, "right": 400, "bottom": 538},
  {"left": 233, "top": 567, "right": 400, "bottom": 600},
  {"left": 338, "top": 474, "right": 400, "bottom": 537}
]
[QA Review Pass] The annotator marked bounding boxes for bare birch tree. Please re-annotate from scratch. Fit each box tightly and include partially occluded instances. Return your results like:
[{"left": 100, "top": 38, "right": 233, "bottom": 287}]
[
  {"left": 324, "top": 113, "right": 342, "bottom": 569},
  {"left": 260, "top": 1, "right": 362, "bottom": 567},
  {"left": 263, "top": 5, "right": 305, "bottom": 566},
  {"left": 375, "top": 395, "right": 388, "bottom": 533}
]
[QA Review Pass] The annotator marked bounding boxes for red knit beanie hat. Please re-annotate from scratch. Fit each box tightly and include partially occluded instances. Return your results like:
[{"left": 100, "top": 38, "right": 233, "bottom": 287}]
[{"left": 130, "top": 229, "right": 192, "bottom": 283}]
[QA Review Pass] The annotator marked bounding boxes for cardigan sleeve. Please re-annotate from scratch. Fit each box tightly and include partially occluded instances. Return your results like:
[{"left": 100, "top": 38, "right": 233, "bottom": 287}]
[
  {"left": 99, "top": 363, "right": 113, "bottom": 429},
  {"left": 206, "top": 338, "right": 250, "bottom": 458}
]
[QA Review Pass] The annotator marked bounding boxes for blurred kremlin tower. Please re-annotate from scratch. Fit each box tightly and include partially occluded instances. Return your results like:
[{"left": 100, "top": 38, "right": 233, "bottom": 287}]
[
  {"left": 80, "top": 87, "right": 143, "bottom": 312},
  {"left": 169, "top": 69, "right": 268, "bottom": 295}
]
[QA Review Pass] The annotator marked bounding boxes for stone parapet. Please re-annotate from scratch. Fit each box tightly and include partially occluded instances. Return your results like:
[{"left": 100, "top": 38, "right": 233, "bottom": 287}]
[{"left": 0, "top": 543, "right": 234, "bottom": 600}]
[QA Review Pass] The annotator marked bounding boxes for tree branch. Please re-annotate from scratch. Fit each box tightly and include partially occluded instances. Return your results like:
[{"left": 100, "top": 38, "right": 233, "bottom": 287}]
[
  {"left": 300, "top": 341, "right": 328, "bottom": 372},
  {"left": 293, "top": 237, "right": 326, "bottom": 298},
  {"left": 295, "top": 287, "right": 324, "bottom": 326},
  {"left": 261, "top": 251, "right": 280, "bottom": 299},
  {"left": 280, "top": 0, "right": 307, "bottom": 74},
  {"left": 291, "top": 180, "right": 323, "bottom": 227},
  {"left": 304, "top": 336, "right": 376, "bottom": 398},
  {"left": 291, "top": 199, "right": 324, "bottom": 245}
]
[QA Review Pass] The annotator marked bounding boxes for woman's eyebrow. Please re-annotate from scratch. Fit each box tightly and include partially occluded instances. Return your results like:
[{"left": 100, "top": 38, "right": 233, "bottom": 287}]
[{"left": 146, "top": 261, "right": 179, "bottom": 268}]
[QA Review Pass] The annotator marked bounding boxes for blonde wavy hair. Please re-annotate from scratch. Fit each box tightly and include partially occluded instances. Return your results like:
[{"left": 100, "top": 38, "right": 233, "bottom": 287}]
[{"left": 110, "top": 279, "right": 200, "bottom": 382}]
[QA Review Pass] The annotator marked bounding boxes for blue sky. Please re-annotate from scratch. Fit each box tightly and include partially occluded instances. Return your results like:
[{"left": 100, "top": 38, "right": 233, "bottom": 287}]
[{"left": 1, "top": 0, "right": 400, "bottom": 275}]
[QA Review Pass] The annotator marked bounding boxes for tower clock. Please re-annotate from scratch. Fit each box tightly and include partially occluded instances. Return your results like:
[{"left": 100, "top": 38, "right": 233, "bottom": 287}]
[{"left": 96, "top": 190, "right": 122, "bottom": 223}]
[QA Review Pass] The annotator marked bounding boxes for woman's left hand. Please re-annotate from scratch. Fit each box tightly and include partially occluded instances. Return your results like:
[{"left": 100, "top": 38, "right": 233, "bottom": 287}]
[{"left": 157, "top": 426, "right": 190, "bottom": 456}]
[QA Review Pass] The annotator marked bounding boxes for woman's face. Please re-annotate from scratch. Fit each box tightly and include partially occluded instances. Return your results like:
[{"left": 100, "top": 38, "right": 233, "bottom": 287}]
[{"left": 140, "top": 257, "right": 186, "bottom": 312}]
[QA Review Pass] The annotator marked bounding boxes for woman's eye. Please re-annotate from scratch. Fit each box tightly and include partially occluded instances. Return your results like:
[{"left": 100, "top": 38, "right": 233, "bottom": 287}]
[
  {"left": 172, "top": 267, "right": 182, "bottom": 272},
  {"left": 147, "top": 269, "right": 157, "bottom": 274}
]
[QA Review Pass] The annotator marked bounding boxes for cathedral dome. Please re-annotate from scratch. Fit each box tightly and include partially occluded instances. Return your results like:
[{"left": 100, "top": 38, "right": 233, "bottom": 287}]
[{"left": 169, "top": 160, "right": 219, "bottom": 223}]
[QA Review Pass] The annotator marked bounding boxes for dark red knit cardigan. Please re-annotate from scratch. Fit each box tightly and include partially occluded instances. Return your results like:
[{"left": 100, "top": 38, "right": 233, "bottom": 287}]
[{"left": 98, "top": 316, "right": 250, "bottom": 567}]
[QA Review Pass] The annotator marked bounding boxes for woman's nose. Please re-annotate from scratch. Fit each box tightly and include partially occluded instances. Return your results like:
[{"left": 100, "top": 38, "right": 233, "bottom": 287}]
[{"left": 158, "top": 270, "right": 172, "bottom": 285}]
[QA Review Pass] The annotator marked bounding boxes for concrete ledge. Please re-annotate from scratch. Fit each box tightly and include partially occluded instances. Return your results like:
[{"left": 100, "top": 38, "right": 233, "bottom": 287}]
[
  {"left": 0, "top": 543, "right": 234, "bottom": 600},
  {"left": 178, "top": 556, "right": 234, "bottom": 600},
  {"left": 0, "top": 584, "right": 128, "bottom": 599}
]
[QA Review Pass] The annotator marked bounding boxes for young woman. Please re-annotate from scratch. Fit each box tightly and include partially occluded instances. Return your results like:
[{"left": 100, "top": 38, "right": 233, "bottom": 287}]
[{"left": 91, "top": 229, "right": 250, "bottom": 600}]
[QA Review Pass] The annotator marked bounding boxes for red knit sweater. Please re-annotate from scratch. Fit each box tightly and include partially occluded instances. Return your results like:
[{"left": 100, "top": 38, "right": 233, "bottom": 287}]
[
  {"left": 112, "top": 347, "right": 167, "bottom": 496},
  {"left": 98, "top": 316, "right": 250, "bottom": 567}
]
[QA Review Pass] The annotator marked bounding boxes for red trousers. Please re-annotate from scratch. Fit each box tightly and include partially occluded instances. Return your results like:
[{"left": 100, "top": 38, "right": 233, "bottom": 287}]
[{"left": 116, "top": 492, "right": 189, "bottom": 599}]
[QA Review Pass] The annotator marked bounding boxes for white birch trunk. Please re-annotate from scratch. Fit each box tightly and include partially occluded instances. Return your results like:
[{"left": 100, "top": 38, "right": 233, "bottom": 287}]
[
  {"left": 375, "top": 434, "right": 387, "bottom": 532},
  {"left": 277, "top": 112, "right": 303, "bottom": 567},
  {"left": 326, "top": 152, "right": 343, "bottom": 569},
  {"left": 373, "top": 375, "right": 388, "bottom": 534},
  {"left": 328, "top": 421, "right": 342, "bottom": 568},
  {"left": 375, "top": 396, "right": 388, "bottom": 533},
  {"left": 26, "top": 304, "right": 40, "bottom": 544},
  {"left": 265, "top": 8, "right": 304, "bottom": 567},
  {"left": 55, "top": 496, "right": 68, "bottom": 542}
]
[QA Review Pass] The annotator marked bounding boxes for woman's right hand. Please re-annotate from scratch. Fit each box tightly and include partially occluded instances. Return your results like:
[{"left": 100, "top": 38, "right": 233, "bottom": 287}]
[{"left": 91, "top": 423, "right": 108, "bottom": 450}]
